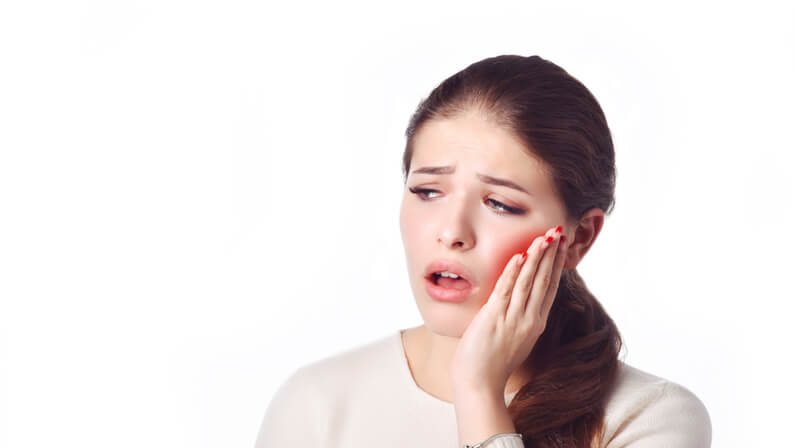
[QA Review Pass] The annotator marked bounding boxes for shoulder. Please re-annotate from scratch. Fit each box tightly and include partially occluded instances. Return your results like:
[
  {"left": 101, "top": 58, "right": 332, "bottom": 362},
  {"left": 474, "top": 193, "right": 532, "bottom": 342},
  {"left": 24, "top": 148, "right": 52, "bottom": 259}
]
[
  {"left": 254, "top": 331, "right": 398, "bottom": 447},
  {"left": 287, "top": 330, "right": 398, "bottom": 396},
  {"left": 265, "top": 330, "right": 397, "bottom": 402},
  {"left": 601, "top": 361, "right": 712, "bottom": 448},
  {"left": 254, "top": 360, "right": 328, "bottom": 447}
]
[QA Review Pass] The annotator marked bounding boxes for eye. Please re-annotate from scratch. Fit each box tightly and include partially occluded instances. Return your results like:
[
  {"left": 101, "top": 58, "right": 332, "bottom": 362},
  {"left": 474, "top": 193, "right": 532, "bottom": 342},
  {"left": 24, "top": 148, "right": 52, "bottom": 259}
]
[
  {"left": 408, "top": 187, "right": 525, "bottom": 216},
  {"left": 408, "top": 187, "right": 440, "bottom": 200},
  {"left": 485, "top": 198, "right": 524, "bottom": 215}
]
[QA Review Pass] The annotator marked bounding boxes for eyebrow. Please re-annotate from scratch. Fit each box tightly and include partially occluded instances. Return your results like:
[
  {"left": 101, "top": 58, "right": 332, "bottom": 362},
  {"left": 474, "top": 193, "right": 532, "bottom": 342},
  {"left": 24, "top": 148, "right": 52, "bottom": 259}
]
[{"left": 410, "top": 165, "right": 532, "bottom": 196}]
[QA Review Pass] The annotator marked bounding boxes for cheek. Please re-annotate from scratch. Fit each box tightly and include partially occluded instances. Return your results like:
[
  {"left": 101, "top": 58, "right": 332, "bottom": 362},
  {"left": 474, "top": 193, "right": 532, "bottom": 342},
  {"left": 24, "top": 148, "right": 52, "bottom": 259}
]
[
  {"left": 399, "top": 201, "right": 418, "bottom": 240},
  {"left": 399, "top": 206, "right": 428, "bottom": 272},
  {"left": 484, "top": 230, "right": 547, "bottom": 276},
  {"left": 399, "top": 208, "right": 422, "bottom": 245}
]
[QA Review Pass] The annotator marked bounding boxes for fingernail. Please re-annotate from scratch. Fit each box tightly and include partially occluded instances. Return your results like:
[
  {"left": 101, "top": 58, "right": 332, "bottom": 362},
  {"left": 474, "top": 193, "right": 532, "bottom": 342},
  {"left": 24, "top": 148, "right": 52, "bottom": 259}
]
[
  {"left": 561, "top": 235, "right": 567, "bottom": 244},
  {"left": 545, "top": 236, "right": 554, "bottom": 243},
  {"left": 555, "top": 226, "right": 563, "bottom": 233}
]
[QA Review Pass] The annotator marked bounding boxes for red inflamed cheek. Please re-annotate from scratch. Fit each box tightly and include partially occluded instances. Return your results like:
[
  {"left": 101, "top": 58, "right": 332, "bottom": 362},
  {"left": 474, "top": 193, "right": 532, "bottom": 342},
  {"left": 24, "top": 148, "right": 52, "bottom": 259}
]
[{"left": 513, "top": 234, "right": 543, "bottom": 256}]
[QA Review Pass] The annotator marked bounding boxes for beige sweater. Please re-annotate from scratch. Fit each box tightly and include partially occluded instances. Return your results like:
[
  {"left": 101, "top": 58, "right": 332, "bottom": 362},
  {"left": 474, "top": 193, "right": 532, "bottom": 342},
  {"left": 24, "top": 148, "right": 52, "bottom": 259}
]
[{"left": 255, "top": 329, "right": 711, "bottom": 447}]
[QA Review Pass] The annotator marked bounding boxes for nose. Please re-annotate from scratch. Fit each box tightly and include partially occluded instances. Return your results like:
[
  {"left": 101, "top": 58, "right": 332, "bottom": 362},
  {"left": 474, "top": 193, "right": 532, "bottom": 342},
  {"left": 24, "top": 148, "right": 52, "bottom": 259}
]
[{"left": 436, "top": 197, "right": 475, "bottom": 250}]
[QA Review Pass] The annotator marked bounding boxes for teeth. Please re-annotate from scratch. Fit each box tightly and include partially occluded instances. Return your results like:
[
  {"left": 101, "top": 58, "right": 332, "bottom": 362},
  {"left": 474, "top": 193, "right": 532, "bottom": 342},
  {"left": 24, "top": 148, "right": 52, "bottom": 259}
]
[{"left": 437, "top": 271, "right": 460, "bottom": 279}]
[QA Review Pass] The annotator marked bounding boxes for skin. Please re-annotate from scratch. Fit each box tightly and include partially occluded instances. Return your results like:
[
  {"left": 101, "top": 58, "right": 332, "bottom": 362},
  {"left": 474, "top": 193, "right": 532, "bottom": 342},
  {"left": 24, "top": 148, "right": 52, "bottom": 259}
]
[{"left": 398, "top": 108, "right": 605, "bottom": 406}]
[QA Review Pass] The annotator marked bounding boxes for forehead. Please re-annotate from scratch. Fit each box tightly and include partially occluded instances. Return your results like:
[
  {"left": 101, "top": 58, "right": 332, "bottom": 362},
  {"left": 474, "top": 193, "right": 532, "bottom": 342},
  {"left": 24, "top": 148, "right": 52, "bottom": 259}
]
[{"left": 411, "top": 111, "right": 550, "bottom": 183}]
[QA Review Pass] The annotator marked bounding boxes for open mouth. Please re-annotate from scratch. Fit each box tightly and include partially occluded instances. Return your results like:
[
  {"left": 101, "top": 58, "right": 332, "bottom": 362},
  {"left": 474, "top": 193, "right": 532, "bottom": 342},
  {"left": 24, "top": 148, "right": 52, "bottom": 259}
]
[{"left": 429, "top": 272, "right": 472, "bottom": 290}]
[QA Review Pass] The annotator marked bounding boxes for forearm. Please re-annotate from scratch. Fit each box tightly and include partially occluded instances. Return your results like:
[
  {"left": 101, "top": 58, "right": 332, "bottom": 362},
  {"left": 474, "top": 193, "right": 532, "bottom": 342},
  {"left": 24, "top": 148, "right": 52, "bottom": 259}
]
[{"left": 454, "top": 388, "right": 517, "bottom": 447}]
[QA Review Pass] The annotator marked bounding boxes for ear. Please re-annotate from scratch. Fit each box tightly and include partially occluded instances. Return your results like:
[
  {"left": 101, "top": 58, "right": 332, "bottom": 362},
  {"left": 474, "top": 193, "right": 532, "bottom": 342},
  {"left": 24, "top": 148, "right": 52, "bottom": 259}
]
[{"left": 562, "top": 208, "right": 605, "bottom": 270}]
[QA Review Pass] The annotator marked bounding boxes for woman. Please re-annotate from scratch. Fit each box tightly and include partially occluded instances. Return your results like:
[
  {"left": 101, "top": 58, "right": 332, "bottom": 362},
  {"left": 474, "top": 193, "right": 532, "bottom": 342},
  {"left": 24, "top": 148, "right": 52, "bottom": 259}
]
[{"left": 255, "top": 54, "right": 711, "bottom": 448}]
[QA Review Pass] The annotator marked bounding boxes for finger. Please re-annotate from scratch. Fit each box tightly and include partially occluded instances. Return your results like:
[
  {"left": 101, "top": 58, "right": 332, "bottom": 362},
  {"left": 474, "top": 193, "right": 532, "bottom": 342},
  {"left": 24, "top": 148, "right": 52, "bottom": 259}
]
[
  {"left": 525, "top": 227, "right": 562, "bottom": 320},
  {"left": 505, "top": 234, "right": 545, "bottom": 323},
  {"left": 540, "top": 234, "right": 568, "bottom": 320},
  {"left": 487, "top": 252, "right": 524, "bottom": 316},
  {"left": 508, "top": 225, "right": 559, "bottom": 322}
]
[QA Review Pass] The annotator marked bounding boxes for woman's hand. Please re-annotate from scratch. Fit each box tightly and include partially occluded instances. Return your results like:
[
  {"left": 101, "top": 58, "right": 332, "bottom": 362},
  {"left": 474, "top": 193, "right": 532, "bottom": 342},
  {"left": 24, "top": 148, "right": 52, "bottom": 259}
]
[{"left": 450, "top": 224, "right": 567, "bottom": 397}]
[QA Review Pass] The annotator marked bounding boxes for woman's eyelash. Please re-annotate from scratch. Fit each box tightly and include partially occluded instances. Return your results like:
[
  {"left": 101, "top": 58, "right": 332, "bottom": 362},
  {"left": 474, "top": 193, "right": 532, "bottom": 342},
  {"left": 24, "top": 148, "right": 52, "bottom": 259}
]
[{"left": 408, "top": 187, "right": 525, "bottom": 215}]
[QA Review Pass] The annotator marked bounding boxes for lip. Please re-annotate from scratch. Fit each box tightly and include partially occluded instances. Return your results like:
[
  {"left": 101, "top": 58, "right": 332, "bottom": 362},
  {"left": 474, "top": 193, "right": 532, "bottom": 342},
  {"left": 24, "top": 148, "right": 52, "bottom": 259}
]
[
  {"left": 423, "top": 259, "right": 479, "bottom": 303},
  {"left": 425, "top": 276, "right": 477, "bottom": 303},
  {"left": 424, "top": 259, "right": 478, "bottom": 286}
]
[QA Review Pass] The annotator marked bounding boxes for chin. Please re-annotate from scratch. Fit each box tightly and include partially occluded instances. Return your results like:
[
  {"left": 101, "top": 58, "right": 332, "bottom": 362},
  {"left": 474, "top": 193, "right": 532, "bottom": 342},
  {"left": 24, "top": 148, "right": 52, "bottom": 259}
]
[
  {"left": 408, "top": 274, "right": 484, "bottom": 338},
  {"left": 416, "top": 304, "right": 472, "bottom": 338}
]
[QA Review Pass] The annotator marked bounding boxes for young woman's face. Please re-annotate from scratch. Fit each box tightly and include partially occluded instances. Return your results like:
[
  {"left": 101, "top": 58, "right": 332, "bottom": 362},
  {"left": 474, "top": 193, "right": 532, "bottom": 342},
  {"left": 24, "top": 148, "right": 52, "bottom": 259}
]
[{"left": 399, "top": 110, "right": 572, "bottom": 337}]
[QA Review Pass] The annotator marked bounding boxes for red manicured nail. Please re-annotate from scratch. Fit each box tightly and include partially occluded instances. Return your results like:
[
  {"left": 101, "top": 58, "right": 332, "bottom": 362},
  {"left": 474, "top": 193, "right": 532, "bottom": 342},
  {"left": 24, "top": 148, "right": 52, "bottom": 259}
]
[
  {"left": 561, "top": 235, "right": 566, "bottom": 244},
  {"left": 555, "top": 226, "right": 563, "bottom": 233},
  {"left": 545, "top": 236, "right": 554, "bottom": 243}
]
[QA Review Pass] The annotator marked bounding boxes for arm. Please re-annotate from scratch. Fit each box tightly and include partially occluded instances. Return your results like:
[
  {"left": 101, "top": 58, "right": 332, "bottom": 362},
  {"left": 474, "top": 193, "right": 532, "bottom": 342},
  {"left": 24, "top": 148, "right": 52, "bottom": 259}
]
[{"left": 454, "top": 387, "right": 523, "bottom": 448}]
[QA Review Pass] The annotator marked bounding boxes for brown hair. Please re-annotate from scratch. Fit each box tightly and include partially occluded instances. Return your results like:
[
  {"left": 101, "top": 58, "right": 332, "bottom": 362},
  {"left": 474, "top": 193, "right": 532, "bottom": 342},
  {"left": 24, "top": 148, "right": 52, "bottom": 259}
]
[{"left": 401, "top": 55, "right": 624, "bottom": 448}]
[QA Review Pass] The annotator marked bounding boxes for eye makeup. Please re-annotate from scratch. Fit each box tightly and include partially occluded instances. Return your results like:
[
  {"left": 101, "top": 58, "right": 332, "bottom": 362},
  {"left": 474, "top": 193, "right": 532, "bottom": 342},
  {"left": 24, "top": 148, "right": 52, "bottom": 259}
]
[{"left": 408, "top": 186, "right": 526, "bottom": 216}]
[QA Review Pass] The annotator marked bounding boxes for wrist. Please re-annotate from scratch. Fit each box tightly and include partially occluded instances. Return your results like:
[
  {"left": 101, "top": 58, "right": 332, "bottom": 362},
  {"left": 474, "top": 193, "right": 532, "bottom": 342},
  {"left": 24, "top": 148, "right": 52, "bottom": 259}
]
[
  {"left": 453, "top": 383, "right": 505, "bottom": 404},
  {"left": 463, "top": 432, "right": 523, "bottom": 448},
  {"left": 454, "top": 387, "right": 517, "bottom": 448}
]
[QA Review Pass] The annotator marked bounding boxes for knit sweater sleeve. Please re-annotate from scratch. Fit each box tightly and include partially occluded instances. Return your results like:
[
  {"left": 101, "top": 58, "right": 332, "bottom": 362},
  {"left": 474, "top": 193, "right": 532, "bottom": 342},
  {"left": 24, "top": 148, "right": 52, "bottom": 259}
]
[
  {"left": 604, "top": 380, "right": 712, "bottom": 448},
  {"left": 254, "top": 366, "right": 327, "bottom": 447}
]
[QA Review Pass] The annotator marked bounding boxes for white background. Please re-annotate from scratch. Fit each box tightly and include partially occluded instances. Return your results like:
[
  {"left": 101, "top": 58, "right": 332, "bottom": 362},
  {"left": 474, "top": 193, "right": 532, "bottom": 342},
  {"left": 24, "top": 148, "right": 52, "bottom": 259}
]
[{"left": 1, "top": 1, "right": 793, "bottom": 447}]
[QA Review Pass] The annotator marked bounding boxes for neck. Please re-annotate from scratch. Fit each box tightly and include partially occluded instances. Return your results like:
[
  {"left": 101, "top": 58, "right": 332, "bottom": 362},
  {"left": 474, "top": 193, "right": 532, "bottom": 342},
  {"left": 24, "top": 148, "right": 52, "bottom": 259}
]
[{"left": 403, "top": 324, "right": 530, "bottom": 403}]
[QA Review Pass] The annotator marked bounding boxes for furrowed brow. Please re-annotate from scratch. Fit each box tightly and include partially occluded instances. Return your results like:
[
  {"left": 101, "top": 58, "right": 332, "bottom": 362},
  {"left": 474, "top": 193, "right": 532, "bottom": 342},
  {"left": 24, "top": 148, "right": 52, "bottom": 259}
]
[{"left": 410, "top": 165, "right": 531, "bottom": 196}]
